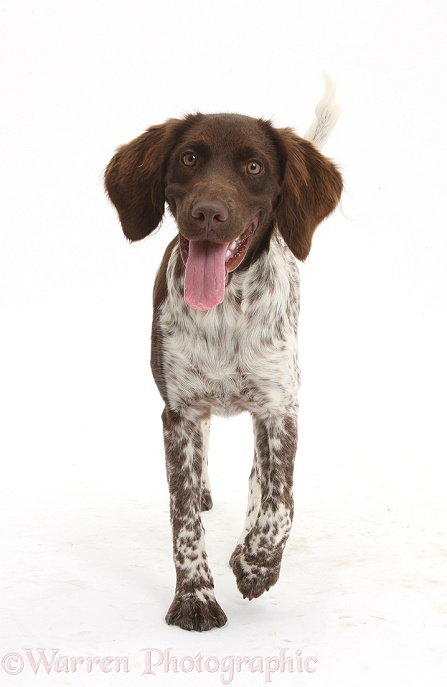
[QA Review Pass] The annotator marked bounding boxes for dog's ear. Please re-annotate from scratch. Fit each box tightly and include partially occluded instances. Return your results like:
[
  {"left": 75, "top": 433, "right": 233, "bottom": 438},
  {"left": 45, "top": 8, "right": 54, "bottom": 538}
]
[
  {"left": 273, "top": 128, "right": 342, "bottom": 260},
  {"left": 105, "top": 119, "right": 183, "bottom": 241}
]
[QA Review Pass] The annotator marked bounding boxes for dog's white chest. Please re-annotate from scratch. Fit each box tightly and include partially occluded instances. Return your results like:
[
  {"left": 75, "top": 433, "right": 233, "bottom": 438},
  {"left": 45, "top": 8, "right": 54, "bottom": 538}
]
[{"left": 158, "top": 239, "right": 301, "bottom": 416}]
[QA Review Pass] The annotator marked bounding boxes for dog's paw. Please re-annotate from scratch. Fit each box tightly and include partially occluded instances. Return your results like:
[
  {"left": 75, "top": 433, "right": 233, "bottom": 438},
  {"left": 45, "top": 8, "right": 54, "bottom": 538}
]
[
  {"left": 230, "top": 545, "right": 281, "bottom": 600},
  {"left": 200, "top": 488, "right": 213, "bottom": 511},
  {"left": 165, "top": 592, "right": 227, "bottom": 631}
]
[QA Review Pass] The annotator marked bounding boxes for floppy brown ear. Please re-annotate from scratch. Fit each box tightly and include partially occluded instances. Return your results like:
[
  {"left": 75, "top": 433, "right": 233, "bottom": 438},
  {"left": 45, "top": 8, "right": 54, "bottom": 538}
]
[
  {"left": 274, "top": 129, "right": 343, "bottom": 260},
  {"left": 104, "top": 119, "right": 183, "bottom": 241}
]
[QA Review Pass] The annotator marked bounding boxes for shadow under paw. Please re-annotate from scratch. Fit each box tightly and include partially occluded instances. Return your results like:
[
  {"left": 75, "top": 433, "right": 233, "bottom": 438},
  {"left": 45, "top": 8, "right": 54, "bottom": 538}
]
[{"left": 165, "top": 593, "right": 227, "bottom": 631}]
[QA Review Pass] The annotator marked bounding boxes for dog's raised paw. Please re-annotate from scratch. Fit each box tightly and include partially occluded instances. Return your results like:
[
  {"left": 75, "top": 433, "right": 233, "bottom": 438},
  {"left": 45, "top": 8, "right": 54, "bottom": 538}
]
[{"left": 230, "top": 546, "right": 281, "bottom": 600}]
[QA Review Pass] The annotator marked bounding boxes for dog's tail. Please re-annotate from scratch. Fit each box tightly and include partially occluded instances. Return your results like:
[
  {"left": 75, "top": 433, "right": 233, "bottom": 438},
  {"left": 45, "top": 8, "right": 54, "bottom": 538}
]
[{"left": 304, "top": 76, "right": 341, "bottom": 149}]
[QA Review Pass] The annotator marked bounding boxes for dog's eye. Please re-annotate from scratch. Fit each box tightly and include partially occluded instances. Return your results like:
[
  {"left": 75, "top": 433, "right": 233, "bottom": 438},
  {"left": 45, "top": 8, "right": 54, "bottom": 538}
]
[
  {"left": 182, "top": 152, "right": 197, "bottom": 167},
  {"left": 246, "top": 160, "right": 263, "bottom": 175}
]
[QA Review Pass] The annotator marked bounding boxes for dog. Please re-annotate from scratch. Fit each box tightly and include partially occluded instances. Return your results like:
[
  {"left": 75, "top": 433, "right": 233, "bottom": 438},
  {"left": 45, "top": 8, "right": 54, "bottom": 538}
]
[{"left": 105, "top": 81, "right": 343, "bottom": 631}]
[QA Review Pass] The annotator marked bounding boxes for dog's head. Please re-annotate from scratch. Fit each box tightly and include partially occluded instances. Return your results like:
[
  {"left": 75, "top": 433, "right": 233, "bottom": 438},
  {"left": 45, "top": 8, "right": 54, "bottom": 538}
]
[{"left": 105, "top": 113, "right": 342, "bottom": 310}]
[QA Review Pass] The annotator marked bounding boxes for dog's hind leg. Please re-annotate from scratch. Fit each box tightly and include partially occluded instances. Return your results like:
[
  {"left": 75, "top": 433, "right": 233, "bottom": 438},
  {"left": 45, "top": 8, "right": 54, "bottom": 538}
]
[{"left": 200, "top": 418, "right": 213, "bottom": 511}]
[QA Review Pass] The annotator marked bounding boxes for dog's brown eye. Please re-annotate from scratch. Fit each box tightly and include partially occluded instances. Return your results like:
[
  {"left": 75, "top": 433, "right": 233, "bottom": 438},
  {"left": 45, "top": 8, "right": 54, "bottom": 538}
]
[
  {"left": 247, "top": 160, "right": 262, "bottom": 175},
  {"left": 182, "top": 152, "right": 197, "bottom": 167}
]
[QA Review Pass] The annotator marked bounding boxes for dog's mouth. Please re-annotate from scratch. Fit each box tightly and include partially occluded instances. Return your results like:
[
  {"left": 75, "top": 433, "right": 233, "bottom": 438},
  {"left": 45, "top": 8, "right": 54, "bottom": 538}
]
[{"left": 179, "top": 219, "right": 258, "bottom": 311}]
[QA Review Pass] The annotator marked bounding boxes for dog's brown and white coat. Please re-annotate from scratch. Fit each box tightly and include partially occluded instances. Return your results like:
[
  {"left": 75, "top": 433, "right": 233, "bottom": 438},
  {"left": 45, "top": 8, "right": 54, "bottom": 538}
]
[{"left": 105, "top": 83, "right": 343, "bottom": 631}]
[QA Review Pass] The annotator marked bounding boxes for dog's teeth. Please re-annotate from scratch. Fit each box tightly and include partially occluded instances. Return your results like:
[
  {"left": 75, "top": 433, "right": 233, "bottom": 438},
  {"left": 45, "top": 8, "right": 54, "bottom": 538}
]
[
  {"left": 225, "top": 249, "right": 232, "bottom": 260},
  {"left": 229, "top": 241, "right": 237, "bottom": 250}
]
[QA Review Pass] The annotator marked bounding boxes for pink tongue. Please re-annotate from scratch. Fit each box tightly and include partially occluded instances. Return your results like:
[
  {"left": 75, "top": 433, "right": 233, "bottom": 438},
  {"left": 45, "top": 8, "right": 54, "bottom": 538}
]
[{"left": 184, "top": 240, "right": 229, "bottom": 311}]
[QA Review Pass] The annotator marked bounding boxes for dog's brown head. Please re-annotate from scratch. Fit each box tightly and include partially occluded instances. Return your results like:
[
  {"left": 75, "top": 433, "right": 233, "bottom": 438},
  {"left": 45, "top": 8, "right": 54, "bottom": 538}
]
[{"left": 105, "top": 113, "right": 342, "bottom": 310}]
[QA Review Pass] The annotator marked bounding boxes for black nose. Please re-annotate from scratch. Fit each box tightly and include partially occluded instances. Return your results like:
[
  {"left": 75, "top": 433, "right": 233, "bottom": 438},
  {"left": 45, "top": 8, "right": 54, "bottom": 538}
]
[{"left": 191, "top": 200, "right": 228, "bottom": 231}]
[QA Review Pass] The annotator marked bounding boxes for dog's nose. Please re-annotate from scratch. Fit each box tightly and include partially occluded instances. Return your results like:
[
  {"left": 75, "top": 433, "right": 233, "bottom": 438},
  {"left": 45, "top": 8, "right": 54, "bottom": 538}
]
[{"left": 191, "top": 200, "right": 228, "bottom": 231}]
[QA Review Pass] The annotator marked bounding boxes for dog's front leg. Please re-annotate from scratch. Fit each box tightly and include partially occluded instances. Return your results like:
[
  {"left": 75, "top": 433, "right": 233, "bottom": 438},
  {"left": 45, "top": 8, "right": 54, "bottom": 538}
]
[
  {"left": 162, "top": 407, "right": 227, "bottom": 631},
  {"left": 230, "top": 406, "right": 297, "bottom": 600}
]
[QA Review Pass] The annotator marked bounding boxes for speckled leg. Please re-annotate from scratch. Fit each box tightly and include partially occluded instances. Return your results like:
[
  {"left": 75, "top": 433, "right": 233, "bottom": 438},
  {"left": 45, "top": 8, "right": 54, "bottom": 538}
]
[
  {"left": 230, "top": 407, "right": 297, "bottom": 600},
  {"left": 162, "top": 407, "right": 226, "bottom": 631}
]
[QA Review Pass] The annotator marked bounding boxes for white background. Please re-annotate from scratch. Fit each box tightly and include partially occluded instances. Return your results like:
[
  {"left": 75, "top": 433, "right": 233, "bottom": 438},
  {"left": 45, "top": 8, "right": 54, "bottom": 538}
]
[{"left": 1, "top": 0, "right": 446, "bottom": 685}]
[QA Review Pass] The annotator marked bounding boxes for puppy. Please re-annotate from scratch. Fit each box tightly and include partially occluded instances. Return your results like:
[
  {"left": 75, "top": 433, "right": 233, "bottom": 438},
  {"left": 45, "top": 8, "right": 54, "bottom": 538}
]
[{"left": 105, "top": 82, "right": 342, "bottom": 630}]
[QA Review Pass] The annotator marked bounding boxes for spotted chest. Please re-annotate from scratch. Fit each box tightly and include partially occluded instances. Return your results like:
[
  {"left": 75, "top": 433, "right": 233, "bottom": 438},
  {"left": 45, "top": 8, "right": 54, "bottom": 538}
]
[{"left": 155, "top": 236, "right": 301, "bottom": 417}]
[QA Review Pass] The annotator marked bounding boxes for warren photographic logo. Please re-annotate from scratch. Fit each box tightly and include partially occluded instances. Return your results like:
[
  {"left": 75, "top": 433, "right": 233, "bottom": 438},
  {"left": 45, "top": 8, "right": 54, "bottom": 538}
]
[{"left": 2, "top": 647, "right": 318, "bottom": 683}]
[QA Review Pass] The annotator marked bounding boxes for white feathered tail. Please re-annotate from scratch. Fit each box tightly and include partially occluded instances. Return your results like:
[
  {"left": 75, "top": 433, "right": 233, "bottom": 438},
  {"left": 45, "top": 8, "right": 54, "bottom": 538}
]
[{"left": 304, "top": 76, "right": 341, "bottom": 149}]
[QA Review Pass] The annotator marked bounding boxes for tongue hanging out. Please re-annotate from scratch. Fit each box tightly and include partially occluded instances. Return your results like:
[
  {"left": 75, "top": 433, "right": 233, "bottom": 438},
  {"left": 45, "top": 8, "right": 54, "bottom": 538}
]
[
  {"left": 182, "top": 220, "right": 258, "bottom": 311},
  {"left": 184, "top": 240, "right": 229, "bottom": 310}
]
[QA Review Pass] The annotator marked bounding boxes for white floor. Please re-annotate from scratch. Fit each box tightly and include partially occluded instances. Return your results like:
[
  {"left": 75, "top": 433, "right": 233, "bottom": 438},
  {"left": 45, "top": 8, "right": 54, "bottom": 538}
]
[
  {"left": 1, "top": 0, "right": 447, "bottom": 684},
  {"left": 2, "top": 407, "right": 446, "bottom": 686}
]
